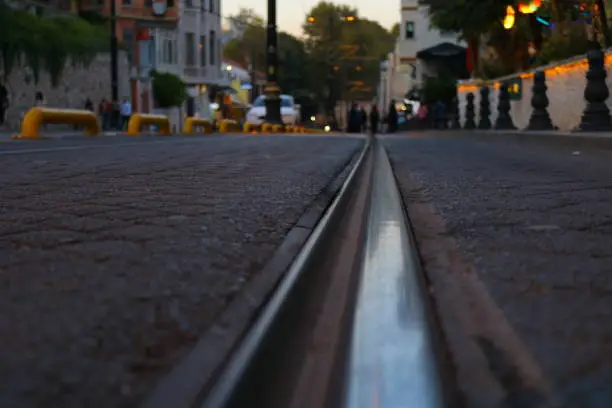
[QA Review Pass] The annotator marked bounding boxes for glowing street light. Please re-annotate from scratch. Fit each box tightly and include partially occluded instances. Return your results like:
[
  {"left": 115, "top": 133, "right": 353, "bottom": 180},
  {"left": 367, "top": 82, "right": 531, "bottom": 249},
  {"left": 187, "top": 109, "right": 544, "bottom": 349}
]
[{"left": 503, "top": 6, "right": 516, "bottom": 29}]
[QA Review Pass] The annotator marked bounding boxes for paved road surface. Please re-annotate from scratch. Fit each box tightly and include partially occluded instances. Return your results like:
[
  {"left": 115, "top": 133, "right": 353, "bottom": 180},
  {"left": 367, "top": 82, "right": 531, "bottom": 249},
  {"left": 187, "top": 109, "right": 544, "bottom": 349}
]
[
  {"left": 385, "top": 133, "right": 612, "bottom": 408},
  {"left": 0, "top": 134, "right": 363, "bottom": 408}
]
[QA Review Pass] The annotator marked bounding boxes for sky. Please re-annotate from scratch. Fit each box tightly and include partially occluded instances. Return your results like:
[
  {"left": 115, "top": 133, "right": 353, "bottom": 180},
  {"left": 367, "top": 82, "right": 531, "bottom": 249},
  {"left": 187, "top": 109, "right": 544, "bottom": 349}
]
[{"left": 221, "top": 0, "right": 399, "bottom": 37}]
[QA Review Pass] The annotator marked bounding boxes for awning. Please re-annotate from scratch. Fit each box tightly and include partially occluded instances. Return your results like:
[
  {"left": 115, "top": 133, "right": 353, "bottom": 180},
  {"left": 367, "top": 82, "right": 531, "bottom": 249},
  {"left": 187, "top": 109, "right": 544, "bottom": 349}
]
[{"left": 416, "top": 42, "right": 466, "bottom": 60}]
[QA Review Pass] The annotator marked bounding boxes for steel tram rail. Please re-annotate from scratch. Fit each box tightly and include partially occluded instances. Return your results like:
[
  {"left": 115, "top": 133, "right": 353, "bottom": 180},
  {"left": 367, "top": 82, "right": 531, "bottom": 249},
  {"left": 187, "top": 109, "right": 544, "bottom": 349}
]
[{"left": 200, "top": 137, "right": 455, "bottom": 408}]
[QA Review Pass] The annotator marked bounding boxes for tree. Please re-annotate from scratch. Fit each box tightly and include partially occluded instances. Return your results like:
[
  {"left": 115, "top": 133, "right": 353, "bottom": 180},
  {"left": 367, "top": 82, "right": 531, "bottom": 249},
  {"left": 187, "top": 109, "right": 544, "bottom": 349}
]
[
  {"left": 390, "top": 22, "right": 400, "bottom": 38},
  {"left": 151, "top": 71, "right": 186, "bottom": 108},
  {"left": 302, "top": 1, "right": 395, "bottom": 107},
  {"left": 424, "top": 0, "right": 507, "bottom": 76},
  {"left": 222, "top": 9, "right": 314, "bottom": 100}
]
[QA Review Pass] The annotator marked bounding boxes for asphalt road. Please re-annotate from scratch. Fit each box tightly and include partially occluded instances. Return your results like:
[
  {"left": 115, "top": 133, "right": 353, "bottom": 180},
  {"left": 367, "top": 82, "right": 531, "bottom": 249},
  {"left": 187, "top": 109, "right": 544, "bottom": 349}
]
[
  {"left": 384, "top": 133, "right": 612, "bottom": 408},
  {"left": 0, "top": 134, "right": 363, "bottom": 408}
]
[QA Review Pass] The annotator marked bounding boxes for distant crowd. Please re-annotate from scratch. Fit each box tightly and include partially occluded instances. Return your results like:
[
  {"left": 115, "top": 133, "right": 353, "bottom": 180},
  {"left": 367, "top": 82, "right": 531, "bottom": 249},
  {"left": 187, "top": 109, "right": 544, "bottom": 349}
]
[{"left": 345, "top": 100, "right": 398, "bottom": 134}]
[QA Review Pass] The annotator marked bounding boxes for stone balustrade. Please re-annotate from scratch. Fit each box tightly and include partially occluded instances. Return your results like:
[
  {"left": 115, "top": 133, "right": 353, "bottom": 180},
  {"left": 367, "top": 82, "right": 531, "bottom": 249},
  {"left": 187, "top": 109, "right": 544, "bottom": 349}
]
[{"left": 456, "top": 47, "right": 612, "bottom": 132}]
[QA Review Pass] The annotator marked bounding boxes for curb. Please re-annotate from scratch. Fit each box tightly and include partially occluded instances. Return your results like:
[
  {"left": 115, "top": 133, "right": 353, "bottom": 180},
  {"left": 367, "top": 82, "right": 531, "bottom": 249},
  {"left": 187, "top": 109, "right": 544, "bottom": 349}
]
[
  {"left": 141, "top": 141, "right": 365, "bottom": 408},
  {"left": 410, "top": 129, "right": 612, "bottom": 149}
]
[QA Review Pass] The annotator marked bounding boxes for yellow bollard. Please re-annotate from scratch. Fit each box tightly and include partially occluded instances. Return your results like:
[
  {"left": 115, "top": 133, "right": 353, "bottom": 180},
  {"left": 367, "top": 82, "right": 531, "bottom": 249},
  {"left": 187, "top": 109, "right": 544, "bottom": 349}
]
[
  {"left": 184, "top": 117, "right": 214, "bottom": 134},
  {"left": 261, "top": 123, "right": 273, "bottom": 133},
  {"left": 244, "top": 122, "right": 260, "bottom": 133},
  {"left": 271, "top": 124, "right": 283, "bottom": 133},
  {"left": 126, "top": 114, "right": 171, "bottom": 136},
  {"left": 16, "top": 107, "right": 101, "bottom": 139},
  {"left": 219, "top": 119, "right": 240, "bottom": 133}
]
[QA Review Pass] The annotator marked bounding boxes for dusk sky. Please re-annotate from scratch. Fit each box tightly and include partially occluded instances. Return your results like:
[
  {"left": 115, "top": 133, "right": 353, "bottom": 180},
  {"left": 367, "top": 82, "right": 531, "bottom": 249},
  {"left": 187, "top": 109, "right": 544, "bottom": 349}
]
[{"left": 221, "top": 0, "right": 400, "bottom": 36}]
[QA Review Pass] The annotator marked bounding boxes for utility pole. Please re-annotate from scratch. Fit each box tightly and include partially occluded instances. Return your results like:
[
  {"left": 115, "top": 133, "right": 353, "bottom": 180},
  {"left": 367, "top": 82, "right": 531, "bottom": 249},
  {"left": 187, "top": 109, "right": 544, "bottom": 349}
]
[
  {"left": 110, "top": 0, "right": 119, "bottom": 105},
  {"left": 264, "top": 0, "right": 282, "bottom": 124}
]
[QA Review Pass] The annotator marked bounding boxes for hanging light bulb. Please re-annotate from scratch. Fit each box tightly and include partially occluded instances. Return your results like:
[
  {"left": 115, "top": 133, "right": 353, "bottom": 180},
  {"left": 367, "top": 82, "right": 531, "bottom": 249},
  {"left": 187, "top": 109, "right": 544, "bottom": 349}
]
[
  {"left": 503, "top": 5, "right": 516, "bottom": 29},
  {"left": 518, "top": 0, "right": 542, "bottom": 14}
]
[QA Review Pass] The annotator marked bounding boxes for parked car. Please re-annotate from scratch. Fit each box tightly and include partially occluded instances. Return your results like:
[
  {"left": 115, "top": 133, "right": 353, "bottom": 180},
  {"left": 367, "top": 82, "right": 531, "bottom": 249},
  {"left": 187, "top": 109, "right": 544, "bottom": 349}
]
[{"left": 246, "top": 94, "right": 299, "bottom": 125}]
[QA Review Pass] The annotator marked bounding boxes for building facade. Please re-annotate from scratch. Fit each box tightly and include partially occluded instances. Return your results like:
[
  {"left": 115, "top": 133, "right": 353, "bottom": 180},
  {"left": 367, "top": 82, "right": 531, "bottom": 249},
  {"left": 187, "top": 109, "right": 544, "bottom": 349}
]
[
  {"left": 78, "top": 0, "right": 222, "bottom": 119},
  {"left": 381, "top": 0, "right": 466, "bottom": 105}
]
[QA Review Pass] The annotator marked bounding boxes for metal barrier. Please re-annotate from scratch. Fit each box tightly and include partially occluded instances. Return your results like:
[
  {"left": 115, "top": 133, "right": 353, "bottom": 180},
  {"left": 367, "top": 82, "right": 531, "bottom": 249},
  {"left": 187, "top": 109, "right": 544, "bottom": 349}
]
[
  {"left": 243, "top": 122, "right": 260, "bottom": 133},
  {"left": 271, "top": 124, "right": 284, "bottom": 133},
  {"left": 184, "top": 117, "right": 214, "bottom": 135},
  {"left": 127, "top": 114, "right": 171, "bottom": 136},
  {"left": 261, "top": 123, "right": 274, "bottom": 133},
  {"left": 219, "top": 119, "right": 240, "bottom": 133},
  {"left": 16, "top": 107, "right": 100, "bottom": 139}
]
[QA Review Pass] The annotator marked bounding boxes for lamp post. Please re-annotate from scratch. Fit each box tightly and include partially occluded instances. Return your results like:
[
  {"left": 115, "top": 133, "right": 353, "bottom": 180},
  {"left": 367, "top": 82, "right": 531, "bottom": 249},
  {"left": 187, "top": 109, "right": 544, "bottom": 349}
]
[
  {"left": 110, "top": 0, "right": 119, "bottom": 128},
  {"left": 264, "top": 0, "right": 282, "bottom": 124}
]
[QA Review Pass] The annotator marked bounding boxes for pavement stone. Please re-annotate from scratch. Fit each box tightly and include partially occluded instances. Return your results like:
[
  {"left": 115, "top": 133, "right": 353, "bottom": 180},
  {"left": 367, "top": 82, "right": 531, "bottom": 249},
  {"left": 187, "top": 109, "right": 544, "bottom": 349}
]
[
  {"left": 0, "top": 134, "right": 363, "bottom": 408},
  {"left": 384, "top": 133, "right": 612, "bottom": 407}
]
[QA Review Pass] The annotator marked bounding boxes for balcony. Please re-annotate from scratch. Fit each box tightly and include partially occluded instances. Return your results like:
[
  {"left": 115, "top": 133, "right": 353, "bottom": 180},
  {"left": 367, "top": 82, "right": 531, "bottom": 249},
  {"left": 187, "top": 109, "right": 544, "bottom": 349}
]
[{"left": 183, "top": 66, "right": 199, "bottom": 77}]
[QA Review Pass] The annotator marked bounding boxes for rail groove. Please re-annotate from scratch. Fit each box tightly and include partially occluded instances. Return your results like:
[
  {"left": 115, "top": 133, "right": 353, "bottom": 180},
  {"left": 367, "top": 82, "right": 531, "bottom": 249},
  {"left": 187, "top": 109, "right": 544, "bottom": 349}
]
[{"left": 200, "top": 137, "right": 452, "bottom": 408}]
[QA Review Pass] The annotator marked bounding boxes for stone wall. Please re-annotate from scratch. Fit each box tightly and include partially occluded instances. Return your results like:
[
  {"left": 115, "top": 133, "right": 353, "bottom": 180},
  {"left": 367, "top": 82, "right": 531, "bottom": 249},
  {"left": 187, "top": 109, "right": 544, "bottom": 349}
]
[
  {"left": 456, "top": 49, "right": 612, "bottom": 131},
  {"left": 1, "top": 51, "right": 130, "bottom": 131}
]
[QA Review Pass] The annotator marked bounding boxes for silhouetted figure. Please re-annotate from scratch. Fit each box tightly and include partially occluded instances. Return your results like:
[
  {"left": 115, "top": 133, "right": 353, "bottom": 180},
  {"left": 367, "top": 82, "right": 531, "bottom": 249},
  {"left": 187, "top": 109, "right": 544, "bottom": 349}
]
[
  {"left": 84, "top": 98, "right": 94, "bottom": 112},
  {"left": 369, "top": 104, "right": 380, "bottom": 134},
  {"left": 347, "top": 103, "right": 360, "bottom": 133},
  {"left": 359, "top": 105, "right": 367, "bottom": 132},
  {"left": 387, "top": 100, "right": 398, "bottom": 133}
]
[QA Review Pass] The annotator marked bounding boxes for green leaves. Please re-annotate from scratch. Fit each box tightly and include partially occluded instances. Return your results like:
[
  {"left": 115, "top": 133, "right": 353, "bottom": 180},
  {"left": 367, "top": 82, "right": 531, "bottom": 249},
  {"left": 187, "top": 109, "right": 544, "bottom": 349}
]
[
  {"left": 150, "top": 71, "right": 186, "bottom": 108},
  {"left": 0, "top": 4, "right": 107, "bottom": 86}
]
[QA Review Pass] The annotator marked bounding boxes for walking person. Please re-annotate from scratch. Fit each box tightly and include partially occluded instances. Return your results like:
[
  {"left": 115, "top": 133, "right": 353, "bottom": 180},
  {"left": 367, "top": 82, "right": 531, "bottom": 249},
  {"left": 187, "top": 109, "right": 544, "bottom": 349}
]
[
  {"left": 120, "top": 98, "right": 132, "bottom": 130},
  {"left": 0, "top": 80, "right": 8, "bottom": 127},
  {"left": 347, "top": 103, "right": 360, "bottom": 133},
  {"left": 387, "top": 99, "right": 398, "bottom": 133},
  {"left": 369, "top": 104, "right": 380, "bottom": 135},
  {"left": 359, "top": 105, "right": 367, "bottom": 133}
]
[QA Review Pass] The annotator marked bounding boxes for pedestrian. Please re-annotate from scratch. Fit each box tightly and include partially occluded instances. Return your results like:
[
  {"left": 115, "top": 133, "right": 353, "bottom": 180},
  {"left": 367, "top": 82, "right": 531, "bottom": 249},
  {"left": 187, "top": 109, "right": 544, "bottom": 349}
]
[
  {"left": 0, "top": 80, "right": 8, "bottom": 127},
  {"left": 433, "top": 99, "right": 446, "bottom": 129},
  {"left": 98, "top": 98, "right": 110, "bottom": 130},
  {"left": 417, "top": 104, "right": 428, "bottom": 129},
  {"left": 120, "top": 98, "right": 132, "bottom": 130},
  {"left": 359, "top": 105, "right": 367, "bottom": 132},
  {"left": 369, "top": 104, "right": 380, "bottom": 135},
  {"left": 84, "top": 98, "right": 93, "bottom": 112},
  {"left": 387, "top": 99, "right": 398, "bottom": 133},
  {"left": 347, "top": 103, "right": 360, "bottom": 133},
  {"left": 34, "top": 91, "right": 44, "bottom": 107}
]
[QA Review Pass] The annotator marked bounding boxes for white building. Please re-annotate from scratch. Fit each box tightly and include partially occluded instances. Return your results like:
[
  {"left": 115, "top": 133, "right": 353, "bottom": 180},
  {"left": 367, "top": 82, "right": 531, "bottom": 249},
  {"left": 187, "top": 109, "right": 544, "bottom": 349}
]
[
  {"left": 379, "top": 0, "right": 466, "bottom": 108},
  {"left": 140, "top": 0, "right": 223, "bottom": 121}
]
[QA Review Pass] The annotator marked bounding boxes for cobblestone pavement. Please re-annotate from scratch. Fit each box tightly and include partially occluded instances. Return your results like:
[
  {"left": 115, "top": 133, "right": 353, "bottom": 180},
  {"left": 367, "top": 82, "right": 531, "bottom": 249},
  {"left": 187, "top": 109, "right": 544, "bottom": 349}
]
[
  {"left": 384, "top": 133, "right": 612, "bottom": 408},
  {"left": 0, "top": 134, "right": 363, "bottom": 408}
]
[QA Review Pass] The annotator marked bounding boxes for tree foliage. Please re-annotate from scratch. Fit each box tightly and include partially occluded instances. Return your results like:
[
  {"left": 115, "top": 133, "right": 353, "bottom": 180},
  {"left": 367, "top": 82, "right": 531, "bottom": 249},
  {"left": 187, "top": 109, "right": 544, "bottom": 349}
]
[
  {"left": 223, "top": 2, "right": 396, "bottom": 109},
  {"left": 151, "top": 70, "right": 186, "bottom": 108},
  {"left": 0, "top": 3, "right": 107, "bottom": 86}
]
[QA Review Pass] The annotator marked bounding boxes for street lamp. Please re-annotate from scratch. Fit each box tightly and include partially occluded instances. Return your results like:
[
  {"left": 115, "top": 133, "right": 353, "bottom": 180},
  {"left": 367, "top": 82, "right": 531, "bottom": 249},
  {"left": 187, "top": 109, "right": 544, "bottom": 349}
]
[
  {"left": 305, "top": 12, "right": 356, "bottom": 129},
  {"left": 264, "top": 0, "right": 282, "bottom": 124},
  {"left": 110, "top": 0, "right": 119, "bottom": 129}
]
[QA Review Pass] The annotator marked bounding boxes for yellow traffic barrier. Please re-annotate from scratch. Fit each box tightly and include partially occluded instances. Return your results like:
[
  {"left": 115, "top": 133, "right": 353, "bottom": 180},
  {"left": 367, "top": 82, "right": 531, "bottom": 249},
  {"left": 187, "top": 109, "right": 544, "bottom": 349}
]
[
  {"left": 127, "top": 114, "right": 171, "bottom": 136},
  {"left": 285, "top": 125, "right": 294, "bottom": 133},
  {"left": 261, "top": 123, "right": 274, "bottom": 133},
  {"left": 243, "top": 122, "right": 260, "bottom": 133},
  {"left": 271, "top": 124, "right": 284, "bottom": 133},
  {"left": 219, "top": 119, "right": 240, "bottom": 133},
  {"left": 184, "top": 117, "right": 213, "bottom": 134},
  {"left": 15, "top": 107, "right": 100, "bottom": 139}
]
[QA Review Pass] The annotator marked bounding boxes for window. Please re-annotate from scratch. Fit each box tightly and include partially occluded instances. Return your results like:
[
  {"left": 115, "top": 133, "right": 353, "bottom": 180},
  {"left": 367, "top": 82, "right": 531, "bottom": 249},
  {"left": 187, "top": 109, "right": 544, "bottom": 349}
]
[
  {"left": 185, "top": 32, "right": 195, "bottom": 66},
  {"left": 122, "top": 0, "right": 132, "bottom": 5},
  {"left": 200, "top": 35, "right": 207, "bottom": 67},
  {"left": 209, "top": 0, "right": 214, "bottom": 13},
  {"left": 168, "top": 40, "right": 174, "bottom": 63},
  {"left": 185, "top": 0, "right": 193, "bottom": 7},
  {"left": 209, "top": 30, "right": 215, "bottom": 65},
  {"left": 405, "top": 21, "right": 415, "bottom": 39},
  {"left": 123, "top": 28, "right": 133, "bottom": 63}
]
